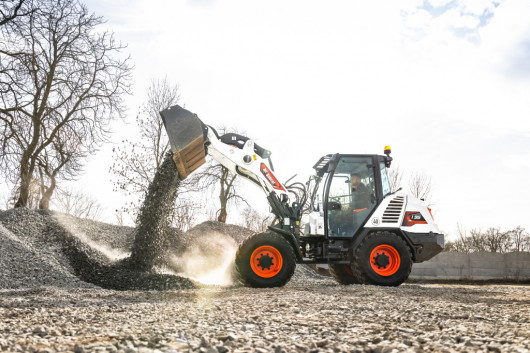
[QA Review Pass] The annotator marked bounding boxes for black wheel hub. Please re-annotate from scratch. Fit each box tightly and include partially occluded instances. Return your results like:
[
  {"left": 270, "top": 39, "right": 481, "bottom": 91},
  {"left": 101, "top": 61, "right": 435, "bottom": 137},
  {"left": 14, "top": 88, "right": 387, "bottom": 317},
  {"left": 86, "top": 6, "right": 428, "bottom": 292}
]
[
  {"left": 258, "top": 253, "right": 274, "bottom": 270},
  {"left": 373, "top": 252, "right": 390, "bottom": 268}
]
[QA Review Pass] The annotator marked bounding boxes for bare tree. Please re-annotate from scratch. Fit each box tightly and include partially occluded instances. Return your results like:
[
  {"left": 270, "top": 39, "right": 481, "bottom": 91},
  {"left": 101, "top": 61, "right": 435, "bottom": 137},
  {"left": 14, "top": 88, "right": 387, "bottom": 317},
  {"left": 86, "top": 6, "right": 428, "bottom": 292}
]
[
  {"left": 216, "top": 164, "right": 238, "bottom": 223},
  {"left": 408, "top": 171, "right": 433, "bottom": 201},
  {"left": 6, "top": 176, "right": 41, "bottom": 208},
  {"left": 508, "top": 226, "right": 530, "bottom": 252},
  {"left": 0, "top": 0, "right": 132, "bottom": 209},
  {"left": 241, "top": 206, "right": 272, "bottom": 232},
  {"left": 109, "top": 77, "right": 196, "bottom": 221},
  {"left": 114, "top": 209, "right": 125, "bottom": 226},
  {"left": 109, "top": 78, "right": 216, "bottom": 229},
  {"left": 445, "top": 224, "right": 525, "bottom": 254},
  {"left": 0, "top": 186, "right": 7, "bottom": 209},
  {"left": 199, "top": 153, "right": 249, "bottom": 223},
  {"left": 444, "top": 223, "right": 472, "bottom": 253},
  {"left": 36, "top": 130, "right": 85, "bottom": 209},
  {"left": 0, "top": 0, "right": 32, "bottom": 26},
  {"left": 172, "top": 198, "right": 200, "bottom": 231},
  {"left": 483, "top": 227, "right": 512, "bottom": 253},
  {"left": 468, "top": 228, "right": 488, "bottom": 252},
  {"left": 52, "top": 188, "right": 103, "bottom": 220},
  {"left": 111, "top": 78, "right": 179, "bottom": 204},
  {"left": 387, "top": 165, "right": 404, "bottom": 193}
]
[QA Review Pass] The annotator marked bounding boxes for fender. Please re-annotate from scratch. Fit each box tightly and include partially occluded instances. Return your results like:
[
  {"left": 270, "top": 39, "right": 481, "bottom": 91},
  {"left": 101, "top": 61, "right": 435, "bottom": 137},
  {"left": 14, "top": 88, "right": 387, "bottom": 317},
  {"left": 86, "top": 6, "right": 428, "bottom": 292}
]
[
  {"left": 351, "top": 228, "right": 419, "bottom": 262},
  {"left": 267, "top": 226, "right": 303, "bottom": 262}
]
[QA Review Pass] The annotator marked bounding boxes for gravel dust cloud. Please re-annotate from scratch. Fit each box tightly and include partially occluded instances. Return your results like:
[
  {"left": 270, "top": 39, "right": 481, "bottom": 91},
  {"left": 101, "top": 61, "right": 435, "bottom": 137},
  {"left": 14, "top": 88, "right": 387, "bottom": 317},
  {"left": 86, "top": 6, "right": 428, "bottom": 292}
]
[{"left": 168, "top": 232, "right": 238, "bottom": 286}]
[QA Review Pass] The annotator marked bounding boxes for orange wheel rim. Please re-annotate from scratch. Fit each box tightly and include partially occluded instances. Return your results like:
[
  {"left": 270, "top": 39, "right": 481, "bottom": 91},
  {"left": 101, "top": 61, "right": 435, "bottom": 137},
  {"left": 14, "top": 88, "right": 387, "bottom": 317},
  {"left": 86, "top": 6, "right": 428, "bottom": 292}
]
[
  {"left": 250, "top": 246, "right": 283, "bottom": 278},
  {"left": 370, "top": 244, "right": 401, "bottom": 276}
]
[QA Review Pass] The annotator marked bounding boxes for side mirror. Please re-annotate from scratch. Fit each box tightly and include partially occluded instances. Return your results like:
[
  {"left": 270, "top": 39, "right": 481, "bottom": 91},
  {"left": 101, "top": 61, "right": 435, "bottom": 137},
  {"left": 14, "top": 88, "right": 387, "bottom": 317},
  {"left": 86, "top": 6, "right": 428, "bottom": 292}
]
[{"left": 328, "top": 201, "right": 342, "bottom": 211}]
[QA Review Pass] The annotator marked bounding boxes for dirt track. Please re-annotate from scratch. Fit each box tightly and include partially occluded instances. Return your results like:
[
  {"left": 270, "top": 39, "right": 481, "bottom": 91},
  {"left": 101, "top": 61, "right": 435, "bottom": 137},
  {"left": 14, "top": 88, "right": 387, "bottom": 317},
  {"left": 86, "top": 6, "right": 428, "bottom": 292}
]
[{"left": 1, "top": 283, "right": 528, "bottom": 353}]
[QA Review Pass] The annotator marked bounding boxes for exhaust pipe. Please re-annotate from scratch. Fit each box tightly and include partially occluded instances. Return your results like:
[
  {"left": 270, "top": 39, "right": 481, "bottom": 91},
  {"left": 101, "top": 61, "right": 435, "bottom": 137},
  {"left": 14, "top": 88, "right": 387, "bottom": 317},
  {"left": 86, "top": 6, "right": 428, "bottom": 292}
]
[{"left": 160, "top": 105, "right": 208, "bottom": 179}]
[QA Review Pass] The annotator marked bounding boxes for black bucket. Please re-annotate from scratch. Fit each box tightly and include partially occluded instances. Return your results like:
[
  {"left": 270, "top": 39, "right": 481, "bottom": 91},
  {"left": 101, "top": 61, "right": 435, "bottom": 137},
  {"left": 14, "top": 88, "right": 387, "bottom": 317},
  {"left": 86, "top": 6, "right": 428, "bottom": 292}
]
[{"left": 160, "top": 105, "right": 208, "bottom": 179}]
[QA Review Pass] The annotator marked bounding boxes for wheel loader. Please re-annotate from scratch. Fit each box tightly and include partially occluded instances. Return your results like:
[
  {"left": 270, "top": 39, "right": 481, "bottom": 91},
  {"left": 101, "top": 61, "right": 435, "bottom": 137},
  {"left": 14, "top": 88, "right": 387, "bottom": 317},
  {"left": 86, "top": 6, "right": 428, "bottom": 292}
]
[{"left": 160, "top": 105, "right": 444, "bottom": 287}]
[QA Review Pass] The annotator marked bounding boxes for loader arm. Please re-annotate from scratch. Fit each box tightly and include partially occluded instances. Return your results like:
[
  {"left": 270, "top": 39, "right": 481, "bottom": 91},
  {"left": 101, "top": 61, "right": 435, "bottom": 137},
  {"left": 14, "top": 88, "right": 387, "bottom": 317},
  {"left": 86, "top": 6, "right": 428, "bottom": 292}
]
[{"left": 160, "top": 105, "right": 293, "bottom": 222}]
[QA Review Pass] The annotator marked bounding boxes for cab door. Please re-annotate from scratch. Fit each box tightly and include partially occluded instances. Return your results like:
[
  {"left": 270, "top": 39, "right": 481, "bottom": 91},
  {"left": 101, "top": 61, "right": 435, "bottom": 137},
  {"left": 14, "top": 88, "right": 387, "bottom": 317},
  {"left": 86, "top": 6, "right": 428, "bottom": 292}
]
[{"left": 326, "top": 156, "right": 377, "bottom": 237}]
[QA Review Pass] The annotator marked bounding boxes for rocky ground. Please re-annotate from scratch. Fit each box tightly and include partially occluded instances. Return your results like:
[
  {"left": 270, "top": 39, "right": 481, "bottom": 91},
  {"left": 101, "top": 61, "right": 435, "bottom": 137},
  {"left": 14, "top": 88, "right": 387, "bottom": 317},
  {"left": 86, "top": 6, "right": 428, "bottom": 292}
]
[
  {"left": 0, "top": 284, "right": 529, "bottom": 353},
  {"left": 1, "top": 208, "right": 529, "bottom": 352}
]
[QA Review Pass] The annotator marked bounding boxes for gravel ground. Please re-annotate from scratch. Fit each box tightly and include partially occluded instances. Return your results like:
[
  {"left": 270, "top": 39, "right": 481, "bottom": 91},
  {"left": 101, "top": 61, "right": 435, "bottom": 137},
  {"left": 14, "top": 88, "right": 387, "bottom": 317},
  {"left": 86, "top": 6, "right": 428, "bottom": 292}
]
[
  {"left": 0, "top": 284, "right": 528, "bottom": 353},
  {"left": 1, "top": 209, "right": 529, "bottom": 352}
]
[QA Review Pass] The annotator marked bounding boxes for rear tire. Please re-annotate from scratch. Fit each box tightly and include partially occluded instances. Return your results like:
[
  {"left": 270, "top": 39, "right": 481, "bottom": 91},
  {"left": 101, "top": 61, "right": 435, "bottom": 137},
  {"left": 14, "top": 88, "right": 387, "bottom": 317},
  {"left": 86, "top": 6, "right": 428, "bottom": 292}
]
[
  {"left": 352, "top": 231, "right": 412, "bottom": 286},
  {"left": 235, "top": 232, "right": 296, "bottom": 288},
  {"left": 329, "top": 264, "right": 360, "bottom": 285}
]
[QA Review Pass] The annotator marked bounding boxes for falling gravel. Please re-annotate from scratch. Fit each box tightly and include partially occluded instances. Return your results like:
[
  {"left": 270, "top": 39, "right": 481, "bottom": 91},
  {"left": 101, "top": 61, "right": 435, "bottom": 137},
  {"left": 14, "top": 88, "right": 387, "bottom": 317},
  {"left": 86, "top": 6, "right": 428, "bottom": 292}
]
[{"left": 128, "top": 152, "right": 182, "bottom": 271}]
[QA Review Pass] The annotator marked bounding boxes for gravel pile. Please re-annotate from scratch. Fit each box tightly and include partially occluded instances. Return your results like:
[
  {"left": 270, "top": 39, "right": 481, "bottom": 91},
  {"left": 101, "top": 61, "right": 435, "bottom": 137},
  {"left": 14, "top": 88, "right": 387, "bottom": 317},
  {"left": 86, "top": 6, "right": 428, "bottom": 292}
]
[
  {"left": 0, "top": 208, "right": 192, "bottom": 291},
  {"left": 0, "top": 208, "right": 328, "bottom": 290},
  {"left": 180, "top": 221, "right": 254, "bottom": 246},
  {"left": 0, "top": 284, "right": 528, "bottom": 352},
  {"left": 0, "top": 223, "right": 94, "bottom": 290}
]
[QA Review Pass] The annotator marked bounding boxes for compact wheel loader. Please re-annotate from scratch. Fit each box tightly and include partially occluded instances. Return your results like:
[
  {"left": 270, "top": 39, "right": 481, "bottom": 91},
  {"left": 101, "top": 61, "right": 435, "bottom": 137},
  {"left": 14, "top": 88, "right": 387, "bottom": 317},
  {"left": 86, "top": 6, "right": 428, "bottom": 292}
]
[{"left": 161, "top": 105, "right": 444, "bottom": 287}]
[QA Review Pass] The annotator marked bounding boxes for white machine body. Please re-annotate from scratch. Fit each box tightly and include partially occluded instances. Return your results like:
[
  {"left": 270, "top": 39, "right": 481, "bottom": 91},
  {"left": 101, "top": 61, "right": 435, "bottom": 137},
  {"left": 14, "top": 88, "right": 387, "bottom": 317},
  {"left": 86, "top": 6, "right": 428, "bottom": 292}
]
[
  {"left": 302, "top": 192, "right": 439, "bottom": 236},
  {"left": 206, "top": 128, "right": 290, "bottom": 202}
]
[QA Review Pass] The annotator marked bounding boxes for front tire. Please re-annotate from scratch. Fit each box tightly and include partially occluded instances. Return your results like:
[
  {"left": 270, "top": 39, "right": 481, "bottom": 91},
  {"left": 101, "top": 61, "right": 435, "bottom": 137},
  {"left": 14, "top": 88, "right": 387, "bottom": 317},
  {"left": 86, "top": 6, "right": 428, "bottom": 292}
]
[
  {"left": 235, "top": 232, "right": 296, "bottom": 288},
  {"left": 352, "top": 231, "right": 412, "bottom": 286},
  {"left": 329, "top": 264, "right": 360, "bottom": 285}
]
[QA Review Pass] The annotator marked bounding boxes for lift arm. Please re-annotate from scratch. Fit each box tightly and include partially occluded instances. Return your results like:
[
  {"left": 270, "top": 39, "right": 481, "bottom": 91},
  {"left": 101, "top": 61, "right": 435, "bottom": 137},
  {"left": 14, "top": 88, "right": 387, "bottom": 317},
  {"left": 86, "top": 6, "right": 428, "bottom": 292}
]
[{"left": 160, "top": 105, "right": 293, "bottom": 221}]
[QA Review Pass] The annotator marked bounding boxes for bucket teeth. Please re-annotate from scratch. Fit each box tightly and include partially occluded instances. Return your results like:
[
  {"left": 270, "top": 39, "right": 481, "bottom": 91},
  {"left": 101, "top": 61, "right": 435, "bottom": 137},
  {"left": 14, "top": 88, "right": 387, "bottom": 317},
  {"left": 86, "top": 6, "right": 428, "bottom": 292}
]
[{"left": 160, "top": 105, "right": 207, "bottom": 179}]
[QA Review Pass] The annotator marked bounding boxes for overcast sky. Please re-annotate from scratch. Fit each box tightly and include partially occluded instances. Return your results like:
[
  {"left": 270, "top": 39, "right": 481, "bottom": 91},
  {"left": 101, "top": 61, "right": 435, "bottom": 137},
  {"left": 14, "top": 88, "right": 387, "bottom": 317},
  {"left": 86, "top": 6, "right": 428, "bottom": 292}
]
[{"left": 44, "top": 0, "right": 530, "bottom": 238}]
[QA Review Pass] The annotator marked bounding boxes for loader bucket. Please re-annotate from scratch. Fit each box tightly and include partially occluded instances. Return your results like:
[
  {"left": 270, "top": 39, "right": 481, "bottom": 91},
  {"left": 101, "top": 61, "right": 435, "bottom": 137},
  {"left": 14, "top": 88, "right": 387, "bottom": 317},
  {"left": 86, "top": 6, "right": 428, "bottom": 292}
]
[{"left": 160, "top": 105, "right": 207, "bottom": 179}]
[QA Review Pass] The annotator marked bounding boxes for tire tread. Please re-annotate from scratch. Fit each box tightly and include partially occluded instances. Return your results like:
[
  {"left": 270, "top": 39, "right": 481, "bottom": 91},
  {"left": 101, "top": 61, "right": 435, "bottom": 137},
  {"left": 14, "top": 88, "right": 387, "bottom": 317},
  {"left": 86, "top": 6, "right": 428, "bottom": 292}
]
[
  {"left": 352, "top": 231, "right": 412, "bottom": 286},
  {"left": 235, "top": 232, "right": 296, "bottom": 288}
]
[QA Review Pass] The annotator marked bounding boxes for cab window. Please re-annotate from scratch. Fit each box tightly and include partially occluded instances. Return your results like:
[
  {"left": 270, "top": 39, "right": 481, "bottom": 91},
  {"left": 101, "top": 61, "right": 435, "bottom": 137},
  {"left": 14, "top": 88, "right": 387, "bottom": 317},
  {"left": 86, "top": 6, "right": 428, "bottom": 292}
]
[
  {"left": 327, "top": 156, "right": 377, "bottom": 237},
  {"left": 312, "top": 172, "right": 328, "bottom": 213},
  {"left": 380, "top": 162, "right": 391, "bottom": 196}
]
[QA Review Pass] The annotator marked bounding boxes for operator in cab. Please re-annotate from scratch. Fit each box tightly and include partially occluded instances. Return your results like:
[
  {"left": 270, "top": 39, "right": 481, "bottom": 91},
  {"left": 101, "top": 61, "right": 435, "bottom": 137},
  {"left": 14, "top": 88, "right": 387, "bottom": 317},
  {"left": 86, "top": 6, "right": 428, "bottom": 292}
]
[{"left": 344, "top": 173, "right": 370, "bottom": 212}]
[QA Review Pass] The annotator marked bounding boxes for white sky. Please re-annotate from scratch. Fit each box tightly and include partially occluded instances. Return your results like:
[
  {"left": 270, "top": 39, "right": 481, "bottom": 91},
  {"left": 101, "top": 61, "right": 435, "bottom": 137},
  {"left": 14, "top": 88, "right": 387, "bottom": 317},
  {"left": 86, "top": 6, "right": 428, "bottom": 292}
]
[{"left": 21, "top": 0, "right": 530, "bottom": 239}]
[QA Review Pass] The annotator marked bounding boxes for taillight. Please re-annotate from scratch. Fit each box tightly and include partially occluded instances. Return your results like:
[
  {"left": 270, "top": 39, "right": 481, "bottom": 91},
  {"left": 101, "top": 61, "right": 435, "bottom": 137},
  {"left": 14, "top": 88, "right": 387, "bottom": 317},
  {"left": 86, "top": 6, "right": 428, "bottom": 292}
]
[{"left": 402, "top": 211, "right": 428, "bottom": 227}]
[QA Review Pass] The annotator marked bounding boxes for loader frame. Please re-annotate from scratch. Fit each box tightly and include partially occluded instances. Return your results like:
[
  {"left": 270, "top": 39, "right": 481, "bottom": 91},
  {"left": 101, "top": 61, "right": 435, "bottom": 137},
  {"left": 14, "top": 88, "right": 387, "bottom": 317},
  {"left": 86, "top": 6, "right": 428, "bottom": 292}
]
[{"left": 160, "top": 105, "right": 444, "bottom": 287}]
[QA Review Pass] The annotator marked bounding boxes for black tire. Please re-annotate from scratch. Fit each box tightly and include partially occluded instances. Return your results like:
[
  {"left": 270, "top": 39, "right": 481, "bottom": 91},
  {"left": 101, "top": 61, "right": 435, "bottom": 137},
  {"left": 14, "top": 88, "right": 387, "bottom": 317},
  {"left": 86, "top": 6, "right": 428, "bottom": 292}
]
[
  {"left": 235, "top": 232, "right": 296, "bottom": 288},
  {"left": 352, "top": 231, "right": 412, "bottom": 287},
  {"left": 329, "top": 264, "right": 360, "bottom": 285}
]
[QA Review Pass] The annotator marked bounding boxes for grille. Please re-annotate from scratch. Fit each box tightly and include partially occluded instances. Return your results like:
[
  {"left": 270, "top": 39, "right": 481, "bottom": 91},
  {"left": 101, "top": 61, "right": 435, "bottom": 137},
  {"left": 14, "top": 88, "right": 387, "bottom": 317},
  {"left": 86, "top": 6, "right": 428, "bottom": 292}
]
[{"left": 382, "top": 196, "right": 405, "bottom": 223}]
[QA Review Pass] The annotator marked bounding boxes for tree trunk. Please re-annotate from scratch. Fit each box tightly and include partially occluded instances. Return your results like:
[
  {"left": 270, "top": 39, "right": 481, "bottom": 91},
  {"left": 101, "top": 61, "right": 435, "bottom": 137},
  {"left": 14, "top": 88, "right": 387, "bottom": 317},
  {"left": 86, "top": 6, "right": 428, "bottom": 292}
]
[
  {"left": 14, "top": 157, "right": 32, "bottom": 208},
  {"left": 38, "top": 182, "right": 56, "bottom": 210},
  {"left": 217, "top": 207, "right": 227, "bottom": 223},
  {"left": 218, "top": 183, "right": 228, "bottom": 223},
  {"left": 38, "top": 193, "right": 50, "bottom": 209}
]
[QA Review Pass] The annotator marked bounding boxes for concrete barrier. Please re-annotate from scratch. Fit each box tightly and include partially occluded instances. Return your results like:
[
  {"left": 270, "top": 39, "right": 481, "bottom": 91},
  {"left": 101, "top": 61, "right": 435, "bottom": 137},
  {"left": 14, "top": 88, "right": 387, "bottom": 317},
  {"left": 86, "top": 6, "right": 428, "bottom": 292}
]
[
  {"left": 314, "top": 252, "right": 530, "bottom": 282},
  {"left": 409, "top": 252, "right": 530, "bottom": 281}
]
